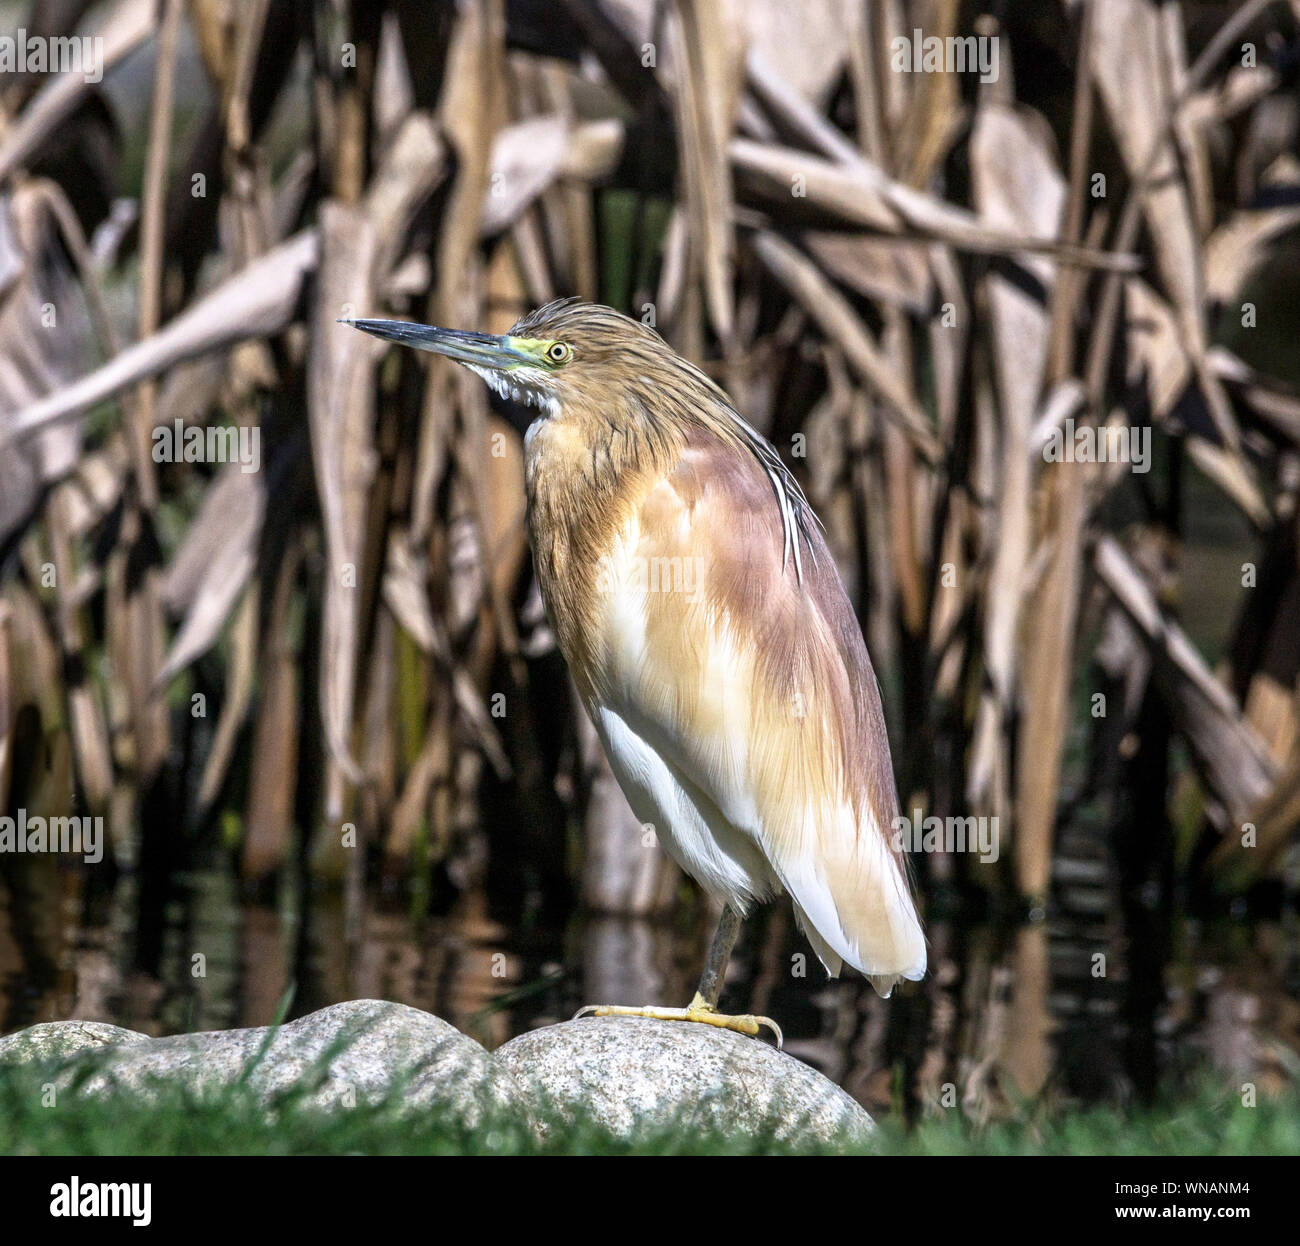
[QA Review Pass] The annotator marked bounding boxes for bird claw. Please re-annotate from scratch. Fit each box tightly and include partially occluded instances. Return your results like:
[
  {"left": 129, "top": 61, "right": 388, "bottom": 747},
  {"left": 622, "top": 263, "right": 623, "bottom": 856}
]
[{"left": 572, "top": 1003, "right": 783, "bottom": 1050}]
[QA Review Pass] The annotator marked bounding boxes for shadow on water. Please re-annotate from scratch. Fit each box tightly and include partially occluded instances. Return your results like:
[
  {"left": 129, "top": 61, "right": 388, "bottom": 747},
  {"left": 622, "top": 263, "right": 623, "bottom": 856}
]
[{"left": 1, "top": 839, "right": 1296, "bottom": 1121}]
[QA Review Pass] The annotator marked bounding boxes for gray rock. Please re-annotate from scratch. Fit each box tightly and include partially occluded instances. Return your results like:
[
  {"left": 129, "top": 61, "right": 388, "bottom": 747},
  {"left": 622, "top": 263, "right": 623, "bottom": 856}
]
[
  {"left": 495, "top": 1017, "right": 873, "bottom": 1148},
  {"left": 3, "top": 1001, "right": 524, "bottom": 1128},
  {"left": 3, "top": 1006, "right": 875, "bottom": 1149},
  {"left": 0, "top": 1021, "right": 150, "bottom": 1066}
]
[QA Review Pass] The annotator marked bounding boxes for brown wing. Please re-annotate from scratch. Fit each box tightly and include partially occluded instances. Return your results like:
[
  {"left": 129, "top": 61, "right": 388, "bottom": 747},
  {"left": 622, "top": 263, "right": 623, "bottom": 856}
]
[{"left": 588, "top": 426, "right": 925, "bottom": 988}]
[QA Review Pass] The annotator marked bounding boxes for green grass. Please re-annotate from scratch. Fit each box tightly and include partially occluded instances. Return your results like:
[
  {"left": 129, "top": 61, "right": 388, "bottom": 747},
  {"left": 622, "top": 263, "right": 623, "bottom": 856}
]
[
  {"left": 2, "top": 1057, "right": 1295, "bottom": 1156},
  {"left": 869, "top": 1091, "right": 1300, "bottom": 1157}
]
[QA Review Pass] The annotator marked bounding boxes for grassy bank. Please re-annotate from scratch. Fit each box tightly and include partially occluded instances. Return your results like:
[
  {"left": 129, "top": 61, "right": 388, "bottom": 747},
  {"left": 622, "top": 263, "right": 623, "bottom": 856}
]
[{"left": 2, "top": 1065, "right": 1295, "bottom": 1156}]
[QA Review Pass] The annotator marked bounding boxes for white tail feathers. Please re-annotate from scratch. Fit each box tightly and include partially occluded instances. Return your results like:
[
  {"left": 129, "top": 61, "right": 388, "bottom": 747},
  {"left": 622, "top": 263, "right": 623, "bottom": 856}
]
[
  {"left": 868, "top": 974, "right": 902, "bottom": 999},
  {"left": 777, "top": 812, "right": 927, "bottom": 994}
]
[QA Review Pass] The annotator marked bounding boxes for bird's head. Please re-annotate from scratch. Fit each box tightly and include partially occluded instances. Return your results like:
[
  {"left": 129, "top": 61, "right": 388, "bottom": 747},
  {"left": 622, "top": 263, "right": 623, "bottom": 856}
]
[
  {"left": 342, "top": 298, "right": 721, "bottom": 431},
  {"left": 344, "top": 298, "right": 817, "bottom": 578}
]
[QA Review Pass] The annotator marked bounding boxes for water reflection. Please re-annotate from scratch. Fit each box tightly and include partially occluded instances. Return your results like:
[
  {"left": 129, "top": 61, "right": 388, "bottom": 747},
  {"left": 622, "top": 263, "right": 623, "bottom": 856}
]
[{"left": 1, "top": 857, "right": 1296, "bottom": 1119}]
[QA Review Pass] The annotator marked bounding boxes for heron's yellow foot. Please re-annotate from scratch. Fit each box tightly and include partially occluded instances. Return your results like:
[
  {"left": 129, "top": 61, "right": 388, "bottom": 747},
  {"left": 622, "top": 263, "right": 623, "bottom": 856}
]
[{"left": 573, "top": 992, "right": 783, "bottom": 1049}]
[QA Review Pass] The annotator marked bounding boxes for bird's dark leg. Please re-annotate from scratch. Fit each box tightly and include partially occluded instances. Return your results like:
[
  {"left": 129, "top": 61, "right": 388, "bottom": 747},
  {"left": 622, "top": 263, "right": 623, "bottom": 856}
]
[
  {"left": 692, "top": 904, "right": 743, "bottom": 1009},
  {"left": 574, "top": 903, "right": 782, "bottom": 1047}
]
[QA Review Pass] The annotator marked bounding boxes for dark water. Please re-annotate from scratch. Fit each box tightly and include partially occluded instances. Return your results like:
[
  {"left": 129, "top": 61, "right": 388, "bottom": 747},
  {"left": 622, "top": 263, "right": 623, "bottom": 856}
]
[{"left": 2, "top": 852, "right": 1296, "bottom": 1120}]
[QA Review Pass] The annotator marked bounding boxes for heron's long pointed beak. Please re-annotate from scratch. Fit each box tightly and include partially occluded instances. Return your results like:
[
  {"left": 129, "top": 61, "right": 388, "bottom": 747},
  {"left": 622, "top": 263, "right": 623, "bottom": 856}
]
[{"left": 340, "top": 318, "right": 531, "bottom": 369}]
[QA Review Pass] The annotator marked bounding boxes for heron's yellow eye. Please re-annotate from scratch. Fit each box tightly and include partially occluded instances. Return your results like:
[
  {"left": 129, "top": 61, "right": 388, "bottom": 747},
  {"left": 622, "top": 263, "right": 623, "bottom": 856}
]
[{"left": 545, "top": 342, "right": 572, "bottom": 365}]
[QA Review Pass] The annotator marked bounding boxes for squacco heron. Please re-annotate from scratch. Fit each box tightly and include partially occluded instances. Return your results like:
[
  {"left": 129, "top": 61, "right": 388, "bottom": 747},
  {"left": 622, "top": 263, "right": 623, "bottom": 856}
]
[{"left": 345, "top": 300, "right": 926, "bottom": 1046}]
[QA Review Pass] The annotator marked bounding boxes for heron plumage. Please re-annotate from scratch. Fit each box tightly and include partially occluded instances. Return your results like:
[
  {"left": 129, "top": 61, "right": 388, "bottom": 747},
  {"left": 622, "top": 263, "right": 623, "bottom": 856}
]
[
  {"left": 345, "top": 299, "right": 926, "bottom": 1012},
  {"left": 519, "top": 303, "right": 926, "bottom": 995}
]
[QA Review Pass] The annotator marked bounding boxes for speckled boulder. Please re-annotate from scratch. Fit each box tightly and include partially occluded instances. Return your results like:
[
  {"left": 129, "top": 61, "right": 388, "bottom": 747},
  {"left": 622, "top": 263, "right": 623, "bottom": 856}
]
[
  {"left": 0, "top": 1021, "right": 149, "bottom": 1066},
  {"left": 1, "top": 1001, "right": 524, "bottom": 1127},
  {"left": 495, "top": 1017, "right": 872, "bottom": 1147}
]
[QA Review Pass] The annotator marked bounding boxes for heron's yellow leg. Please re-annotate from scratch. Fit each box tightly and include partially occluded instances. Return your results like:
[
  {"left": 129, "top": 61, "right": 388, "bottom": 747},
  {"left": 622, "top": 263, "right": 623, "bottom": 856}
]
[
  {"left": 573, "top": 995, "right": 783, "bottom": 1047},
  {"left": 572, "top": 906, "right": 783, "bottom": 1047}
]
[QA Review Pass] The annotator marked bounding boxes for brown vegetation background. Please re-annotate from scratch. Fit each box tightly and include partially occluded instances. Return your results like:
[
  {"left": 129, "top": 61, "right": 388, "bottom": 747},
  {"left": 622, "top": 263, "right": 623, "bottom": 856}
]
[{"left": 0, "top": 0, "right": 1298, "bottom": 1040}]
